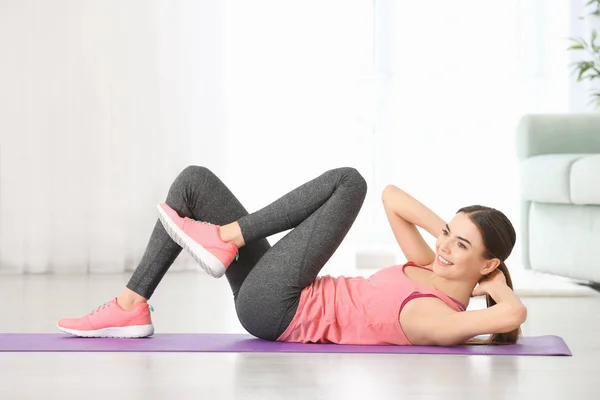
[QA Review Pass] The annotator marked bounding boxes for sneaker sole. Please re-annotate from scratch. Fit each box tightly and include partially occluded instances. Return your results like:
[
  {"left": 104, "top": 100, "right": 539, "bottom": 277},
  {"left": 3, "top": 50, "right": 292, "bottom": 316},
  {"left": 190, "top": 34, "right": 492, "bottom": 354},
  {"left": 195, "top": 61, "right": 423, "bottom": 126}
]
[
  {"left": 157, "top": 204, "right": 227, "bottom": 278},
  {"left": 56, "top": 323, "right": 155, "bottom": 338}
]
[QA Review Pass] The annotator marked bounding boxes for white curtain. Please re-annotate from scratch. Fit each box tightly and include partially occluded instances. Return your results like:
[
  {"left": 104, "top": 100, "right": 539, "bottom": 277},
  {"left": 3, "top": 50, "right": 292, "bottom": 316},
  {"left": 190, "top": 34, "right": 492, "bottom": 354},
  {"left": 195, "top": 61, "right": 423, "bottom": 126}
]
[{"left": 0, "top": 1, "right": 225, "bottom": 274}]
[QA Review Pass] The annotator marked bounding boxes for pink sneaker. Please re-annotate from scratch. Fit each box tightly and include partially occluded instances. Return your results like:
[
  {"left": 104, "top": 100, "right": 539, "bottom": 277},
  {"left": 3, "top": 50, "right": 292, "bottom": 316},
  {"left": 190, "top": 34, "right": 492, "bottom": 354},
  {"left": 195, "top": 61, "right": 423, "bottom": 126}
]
[
  {"left": 57, "top": 298, "right": 154, "bottom": 338},
  {"left": 157, "top": 203, "right": 239, "bottom": 278}
]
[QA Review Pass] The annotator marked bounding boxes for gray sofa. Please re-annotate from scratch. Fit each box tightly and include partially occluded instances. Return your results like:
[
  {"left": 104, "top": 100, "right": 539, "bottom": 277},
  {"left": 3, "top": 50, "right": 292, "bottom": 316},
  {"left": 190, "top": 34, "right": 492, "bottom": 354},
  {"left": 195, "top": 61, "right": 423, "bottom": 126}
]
[{"left": 517, "top": 114, "right": 600, "bottom": 283}]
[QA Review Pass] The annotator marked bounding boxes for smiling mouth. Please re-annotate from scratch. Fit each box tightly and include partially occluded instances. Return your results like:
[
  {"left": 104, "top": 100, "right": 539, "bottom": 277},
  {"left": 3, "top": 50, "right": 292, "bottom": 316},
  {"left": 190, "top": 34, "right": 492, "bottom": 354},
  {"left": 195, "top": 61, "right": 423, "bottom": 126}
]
[{"left": 437, "top": 255, "right": 454, "bottom": 266}]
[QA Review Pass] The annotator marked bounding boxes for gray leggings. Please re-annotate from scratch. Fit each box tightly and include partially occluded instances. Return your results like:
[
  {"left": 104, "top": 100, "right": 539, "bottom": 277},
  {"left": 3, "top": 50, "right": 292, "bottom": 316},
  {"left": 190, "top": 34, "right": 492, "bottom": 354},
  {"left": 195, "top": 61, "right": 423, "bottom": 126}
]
[{"left": 126, "top": 166, "right": 367, "bottom": 340}]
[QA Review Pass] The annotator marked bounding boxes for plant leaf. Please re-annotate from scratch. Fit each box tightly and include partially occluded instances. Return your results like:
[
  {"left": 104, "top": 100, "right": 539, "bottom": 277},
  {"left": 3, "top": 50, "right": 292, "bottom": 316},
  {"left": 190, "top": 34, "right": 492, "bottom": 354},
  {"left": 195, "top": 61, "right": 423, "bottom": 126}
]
[
  {"left": 577, "top": 62, "right": 593, "bottom": 81},
  {"left": 570, "top": 37, "right": 588, "bottom": 48},
  {"left": 568, "top": 44, "right": 585, "bottom": 50},
  {"left": 590, "top": 69, "right": 600, "bottom": 79},
  {"left": 587, "top": 94, "right": 600, "bottom": 108}
]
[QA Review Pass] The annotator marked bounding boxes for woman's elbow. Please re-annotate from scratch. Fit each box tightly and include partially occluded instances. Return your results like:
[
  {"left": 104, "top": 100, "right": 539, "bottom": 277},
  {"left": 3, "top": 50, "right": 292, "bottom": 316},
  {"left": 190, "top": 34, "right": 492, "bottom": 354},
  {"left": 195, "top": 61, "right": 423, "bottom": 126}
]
[
  {"left": 501, "top": 304, "right": 527, "bottom": 332},
  {"left": 512, "top": 304, "right": 528, "bottom": 326},
  {"left": 382, "top": 184, "right": 404, "bottom": 205},
  {"left": 496, "top": 303, "right": 527, "bottom": 332},
  {"left": 382, "top": 184, "right": 396, "bottom": 202}
]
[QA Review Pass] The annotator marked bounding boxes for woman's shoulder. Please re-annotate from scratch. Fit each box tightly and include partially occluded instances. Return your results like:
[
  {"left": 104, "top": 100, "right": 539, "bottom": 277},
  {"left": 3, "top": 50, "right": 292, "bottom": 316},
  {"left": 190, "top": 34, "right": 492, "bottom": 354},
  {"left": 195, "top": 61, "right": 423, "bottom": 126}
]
[{"left": 403, "top": 260, "right": 433, "bottom": 271}]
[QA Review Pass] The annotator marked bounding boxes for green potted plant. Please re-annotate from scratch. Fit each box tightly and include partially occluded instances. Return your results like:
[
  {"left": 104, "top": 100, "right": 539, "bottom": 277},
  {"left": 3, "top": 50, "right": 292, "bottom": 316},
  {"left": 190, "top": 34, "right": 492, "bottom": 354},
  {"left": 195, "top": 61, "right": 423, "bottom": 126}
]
[{"left": 568, "top": 0, "right": 600, "bottom": 108}]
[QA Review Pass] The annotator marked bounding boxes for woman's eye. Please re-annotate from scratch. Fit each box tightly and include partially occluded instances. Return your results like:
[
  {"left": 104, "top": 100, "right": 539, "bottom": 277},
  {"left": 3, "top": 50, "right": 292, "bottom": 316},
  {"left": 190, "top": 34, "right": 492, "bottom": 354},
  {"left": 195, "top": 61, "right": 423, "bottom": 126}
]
[
  {"left": 442, "top": 228, "right": 449, "bottom": 236},
  {"left": 458, "top": 242, "right": 466, "bottom": 249}
]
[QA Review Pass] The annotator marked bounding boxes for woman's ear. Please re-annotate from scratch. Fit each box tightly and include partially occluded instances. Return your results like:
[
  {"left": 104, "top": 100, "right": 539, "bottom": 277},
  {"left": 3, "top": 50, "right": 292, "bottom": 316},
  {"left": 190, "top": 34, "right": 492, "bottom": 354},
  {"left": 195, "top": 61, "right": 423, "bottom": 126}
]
[{"left": 479, "top": 258, "right": 501, "bottom": 276}]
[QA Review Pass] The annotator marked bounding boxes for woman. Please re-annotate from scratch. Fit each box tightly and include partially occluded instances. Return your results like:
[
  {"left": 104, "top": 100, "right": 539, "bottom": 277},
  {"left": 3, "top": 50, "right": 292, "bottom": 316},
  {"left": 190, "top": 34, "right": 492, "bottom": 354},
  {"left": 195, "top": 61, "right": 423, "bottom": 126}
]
[{"left": 58, "top": 166, "right": 527, "bottom": 346}]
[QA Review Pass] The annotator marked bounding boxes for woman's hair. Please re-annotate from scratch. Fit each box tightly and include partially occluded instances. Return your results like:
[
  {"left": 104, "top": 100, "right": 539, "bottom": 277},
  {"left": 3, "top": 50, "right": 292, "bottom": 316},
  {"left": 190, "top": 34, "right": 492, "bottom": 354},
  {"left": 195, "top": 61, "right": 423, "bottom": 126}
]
[{"left": 457, "top": 205, "right": 519, "bottom": 345}]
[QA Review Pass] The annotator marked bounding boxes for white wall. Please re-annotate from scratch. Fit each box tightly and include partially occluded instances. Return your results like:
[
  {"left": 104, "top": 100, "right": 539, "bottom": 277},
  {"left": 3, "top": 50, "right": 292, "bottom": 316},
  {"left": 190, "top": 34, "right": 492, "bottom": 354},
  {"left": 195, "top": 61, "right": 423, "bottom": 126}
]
[
  {"left": 382, "top": 0, "right": 571, "bottom": 267},
  {"left": 0, "top": 0, "right": 579, "bottom": 275},
  {"left": 221, "top": 0, "right": 377, "bottom": 275},
  {"left": 221, "top": 0, "right": 575, "bottom": 274},
  {"left": 0, "top": 1, "right": 225, "bottom": 273}
]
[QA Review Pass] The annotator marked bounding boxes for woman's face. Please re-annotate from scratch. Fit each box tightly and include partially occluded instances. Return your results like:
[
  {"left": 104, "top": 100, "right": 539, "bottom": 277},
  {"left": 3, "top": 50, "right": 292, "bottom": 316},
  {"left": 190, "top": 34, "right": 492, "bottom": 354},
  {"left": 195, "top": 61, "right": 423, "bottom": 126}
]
[{"left": 433, "top": 212, "right": 496, "bottom": 282}]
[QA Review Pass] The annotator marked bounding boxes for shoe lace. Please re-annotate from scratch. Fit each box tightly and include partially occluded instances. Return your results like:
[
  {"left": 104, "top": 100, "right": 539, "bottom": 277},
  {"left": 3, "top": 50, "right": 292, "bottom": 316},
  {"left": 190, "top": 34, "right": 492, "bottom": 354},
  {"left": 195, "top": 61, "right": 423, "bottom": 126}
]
[{"left": 91, "top": 302, "right": 111, "bottom": 315}]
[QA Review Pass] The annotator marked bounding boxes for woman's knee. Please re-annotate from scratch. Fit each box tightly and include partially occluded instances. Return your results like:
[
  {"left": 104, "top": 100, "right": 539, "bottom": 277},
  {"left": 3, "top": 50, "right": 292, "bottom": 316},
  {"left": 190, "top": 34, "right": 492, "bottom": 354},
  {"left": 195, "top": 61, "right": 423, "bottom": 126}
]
[
  {"left": 165, "top": 166, "right": 211, "bottom": 206},
  {"left": 177, "top": 165, "right": 213, "bottom": 183},
  {"left": 170, "top": 165, "right": 213, "bottom": 192},
  {"left": 333, "top": 167, "right": 367, "bottom": 197}
]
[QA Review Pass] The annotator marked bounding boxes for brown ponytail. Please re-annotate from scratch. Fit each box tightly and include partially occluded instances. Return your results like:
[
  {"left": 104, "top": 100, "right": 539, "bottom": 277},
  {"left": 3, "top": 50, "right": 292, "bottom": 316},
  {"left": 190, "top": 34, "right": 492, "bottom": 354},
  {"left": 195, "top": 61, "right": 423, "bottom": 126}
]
[{"left": 457, "top": 205, "right": 520, "bottom": 345}]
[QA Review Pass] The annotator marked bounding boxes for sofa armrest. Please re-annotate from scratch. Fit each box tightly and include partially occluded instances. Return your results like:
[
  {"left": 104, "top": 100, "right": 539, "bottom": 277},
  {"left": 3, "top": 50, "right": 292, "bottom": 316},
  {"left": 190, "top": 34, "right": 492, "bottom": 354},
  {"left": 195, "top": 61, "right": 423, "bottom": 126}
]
[{"left": 516, "top": 114, "right": 600, "bottom": 160}]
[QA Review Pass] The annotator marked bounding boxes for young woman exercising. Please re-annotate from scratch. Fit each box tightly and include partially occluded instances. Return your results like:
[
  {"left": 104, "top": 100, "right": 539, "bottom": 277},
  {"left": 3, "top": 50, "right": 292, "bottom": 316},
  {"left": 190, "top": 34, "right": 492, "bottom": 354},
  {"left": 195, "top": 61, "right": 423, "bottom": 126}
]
[{"left": 58, "top": 166, "right": 527, "bottom": 346}]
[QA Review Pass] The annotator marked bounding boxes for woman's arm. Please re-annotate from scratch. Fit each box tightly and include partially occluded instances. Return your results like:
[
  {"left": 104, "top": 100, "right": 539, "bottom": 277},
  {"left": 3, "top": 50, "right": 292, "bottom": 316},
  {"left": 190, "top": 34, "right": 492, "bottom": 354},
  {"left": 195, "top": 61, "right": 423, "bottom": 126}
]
[
  {"left": 381, "top": 185, "right": 446, "bottom": 266},
  {"left": 401, "top": 283, "right": 528, "bottom": 346}
]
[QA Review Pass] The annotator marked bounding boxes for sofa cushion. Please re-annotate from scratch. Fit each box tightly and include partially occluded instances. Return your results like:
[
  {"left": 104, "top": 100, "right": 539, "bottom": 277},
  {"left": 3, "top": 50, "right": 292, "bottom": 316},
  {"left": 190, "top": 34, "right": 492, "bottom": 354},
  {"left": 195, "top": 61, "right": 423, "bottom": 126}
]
[
  {"left": 570, "top": 155, "right": 600, "bottom": 204},
  {"left": 521, "top": 154, "right": 600, "bottom": 205}
]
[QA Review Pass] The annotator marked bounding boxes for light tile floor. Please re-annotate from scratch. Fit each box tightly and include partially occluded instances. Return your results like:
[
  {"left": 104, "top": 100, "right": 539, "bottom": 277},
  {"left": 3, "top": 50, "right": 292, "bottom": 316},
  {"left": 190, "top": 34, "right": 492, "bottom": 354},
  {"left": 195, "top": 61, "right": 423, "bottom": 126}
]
[{"left": 0, "top": 271, "right": 599, "bottom": 400}]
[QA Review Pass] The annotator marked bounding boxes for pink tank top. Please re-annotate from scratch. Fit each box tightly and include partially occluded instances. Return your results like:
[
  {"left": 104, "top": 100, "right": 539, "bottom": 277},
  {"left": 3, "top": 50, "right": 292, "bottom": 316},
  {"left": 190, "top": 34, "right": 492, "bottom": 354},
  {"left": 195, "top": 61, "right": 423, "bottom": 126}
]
[{"left": 276, "top": 261, "right": 466, "bottom": 345}]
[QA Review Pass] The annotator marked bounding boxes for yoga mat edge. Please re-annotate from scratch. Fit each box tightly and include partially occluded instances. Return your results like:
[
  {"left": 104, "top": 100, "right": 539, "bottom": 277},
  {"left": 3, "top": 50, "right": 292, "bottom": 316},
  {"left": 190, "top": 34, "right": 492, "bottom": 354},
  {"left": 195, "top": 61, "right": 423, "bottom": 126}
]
[{"left": 0, "top": 333, "right": 571, "bottom": 356}]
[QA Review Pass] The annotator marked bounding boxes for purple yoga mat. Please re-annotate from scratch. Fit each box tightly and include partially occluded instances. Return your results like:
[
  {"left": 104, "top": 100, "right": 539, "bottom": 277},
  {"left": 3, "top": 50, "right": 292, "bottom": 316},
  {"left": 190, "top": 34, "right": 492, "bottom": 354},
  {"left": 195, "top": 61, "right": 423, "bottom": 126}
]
[{"left": 0, "top": 333, "right": 571, "bottom": 356}]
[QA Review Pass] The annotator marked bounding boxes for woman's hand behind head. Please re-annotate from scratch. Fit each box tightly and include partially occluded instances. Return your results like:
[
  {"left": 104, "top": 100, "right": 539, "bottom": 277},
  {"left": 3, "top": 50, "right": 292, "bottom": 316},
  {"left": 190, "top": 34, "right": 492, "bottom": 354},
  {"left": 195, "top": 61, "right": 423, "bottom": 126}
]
[{"left": 471, "top": 268, "right": 507, "bottom": 297}]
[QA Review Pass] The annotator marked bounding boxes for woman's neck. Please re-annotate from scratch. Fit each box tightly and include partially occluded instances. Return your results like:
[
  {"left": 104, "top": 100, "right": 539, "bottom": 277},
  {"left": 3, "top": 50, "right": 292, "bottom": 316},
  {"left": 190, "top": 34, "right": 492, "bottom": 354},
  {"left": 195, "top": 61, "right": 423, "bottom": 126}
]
[{"left": 425, "top": 262, "right": 476, "bottom": 309}]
